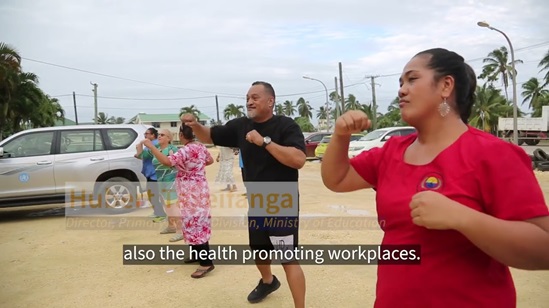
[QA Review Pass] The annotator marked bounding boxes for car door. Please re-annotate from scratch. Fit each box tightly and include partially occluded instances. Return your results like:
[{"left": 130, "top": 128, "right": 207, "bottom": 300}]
[
  {"left": 0, "top": 130, "right": 56, "bottom": 198},
  {"left": 305, "top": 133, "right": 326, "bottom": 157},
  {"left": 54, "top": 129, "right": 109, "bottom": 195}
]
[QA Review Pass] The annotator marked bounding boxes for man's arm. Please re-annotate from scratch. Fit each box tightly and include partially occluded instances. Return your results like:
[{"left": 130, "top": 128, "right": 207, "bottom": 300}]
[
  {"left": 246, "top": 119, "right": 306, "bottom": 170},
  {"left": 181, "top": 113, "right": 239, "bottom": 147},
  {"left": 264, "top": 142, "right": 306, "bottom": 169},
  {"left": 181, "top": 113, "right": 213, "bottom": 144}
]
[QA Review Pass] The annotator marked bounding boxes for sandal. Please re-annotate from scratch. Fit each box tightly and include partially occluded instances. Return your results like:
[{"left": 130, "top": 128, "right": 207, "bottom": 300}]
[
  {"left": 169, "top": 234, "right": 184, "bottom": 242},
  {"left": 160, "top": 227, "right": 176, "bottom": 234},
  {"left": 191, "top": 265, "right": 215, "bottom": 278}
]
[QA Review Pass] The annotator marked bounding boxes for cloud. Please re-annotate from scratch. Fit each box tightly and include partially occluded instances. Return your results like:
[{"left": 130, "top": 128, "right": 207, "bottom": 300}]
[{"left": 1, "top": 0, "right": 548, "bottom": 123}]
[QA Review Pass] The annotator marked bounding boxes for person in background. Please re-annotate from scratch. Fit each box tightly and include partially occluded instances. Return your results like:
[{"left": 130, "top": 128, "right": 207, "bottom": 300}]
[
  {"left": 215, "top": 146, "right": 238, "bottom": 192},
  {"left": 135, "top": 127, "right": 166, "bottom": 222},
  {"left": 144, "top": 124, "right": 216, "bottom": 278},
  {"left": 140, "top": 129, "right": 182, "bottom": 242}
]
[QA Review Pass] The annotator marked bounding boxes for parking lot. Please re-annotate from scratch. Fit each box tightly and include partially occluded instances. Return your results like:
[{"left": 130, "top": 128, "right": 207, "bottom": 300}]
[{"left": 1, "top": 147, "right": 549, "bottom": 308}]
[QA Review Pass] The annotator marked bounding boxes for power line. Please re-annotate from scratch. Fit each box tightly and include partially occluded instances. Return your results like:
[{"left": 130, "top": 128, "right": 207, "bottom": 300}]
[{"left": 20, "top": 57, "right": 244, "bottom": 97}]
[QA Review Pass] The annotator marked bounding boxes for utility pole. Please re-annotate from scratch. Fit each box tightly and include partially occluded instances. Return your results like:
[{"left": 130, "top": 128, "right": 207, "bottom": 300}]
[
  {"left": 91, "top": 82, "right": 98, "bottom": 124},
  {"left": 215, "top": 95, "right": 220, "bottom": 125},
  {"left": 73, "top": 91, "right": 79, "bottom": 125},
  {"left": 367, "top": 76, "right": 379, "bottom": 130},
  {"left": 334, "top": 77, "right": 339, "bottom": 118},
  {"left": 338, "top": 62, "right": 345, "bottom": 115}
]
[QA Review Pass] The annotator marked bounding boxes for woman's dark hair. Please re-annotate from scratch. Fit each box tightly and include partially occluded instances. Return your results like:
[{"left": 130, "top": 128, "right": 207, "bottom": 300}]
[
  {"left": 415, "top": 48, "right": 477, "bottom": 123},
  {"left": 146, "top": 128, "right": 158, "bottom": 138},
  {"left": 179, "top": 125, "right": 194, "bottom": 140}
]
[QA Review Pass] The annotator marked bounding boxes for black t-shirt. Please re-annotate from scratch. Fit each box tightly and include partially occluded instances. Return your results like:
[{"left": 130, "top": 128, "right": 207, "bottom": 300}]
[{"left": 210, "top": 115, "right": 305, "bottom": 182}]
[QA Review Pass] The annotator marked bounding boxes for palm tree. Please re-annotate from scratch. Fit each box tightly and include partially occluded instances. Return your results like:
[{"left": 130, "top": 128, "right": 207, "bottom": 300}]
[
  {"left": 377, "top": 97, "right": 405, "bottom": 128},
  {"left": 296, "top": 97, "right": 313, "bottom": 119},
  {"left": 275, "top": 103, "right": 284, "bottom": 116},
  {"left": 344, "top": 94, "right": 361, "bottom": 110},
  {"left": 316, "top": 106, "right": 328, "bottom": 120},
  {"left": 469, "top": 84, "right": 511, "bottom": 133},
  {"left": 478, "top": 46, "right": 523, "bottom": 100},
  {"left": 329, "top": 91, "right": 342, "bottom": 117},
  {"left": 95, "top": 112, "right": 109, "bottom": 124},
  {"left": 521, "top": 77, "right": 549, "bottom": 116},
  {"left": 179, "top": 105, "right": 201, "bottom": 118},
  {"left": 539, "top": 49, "right": 549, "bottom": 87},
  {"left": 283, "top": 100, "right": 296, "bottom": 117},
  {"left": 223, "top": 103, "right": 245, "bottom": 120}
]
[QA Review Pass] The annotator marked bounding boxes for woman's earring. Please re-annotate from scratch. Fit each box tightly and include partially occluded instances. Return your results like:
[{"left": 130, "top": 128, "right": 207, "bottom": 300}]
[{"left": 438, "top": 98, "right": 450, "bottom": 117}]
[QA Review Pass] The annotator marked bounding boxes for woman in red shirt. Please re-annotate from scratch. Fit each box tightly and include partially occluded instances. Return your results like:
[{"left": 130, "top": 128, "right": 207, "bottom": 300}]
[{"left": 321, "top": 48, "right": 549, "bottom": 308}]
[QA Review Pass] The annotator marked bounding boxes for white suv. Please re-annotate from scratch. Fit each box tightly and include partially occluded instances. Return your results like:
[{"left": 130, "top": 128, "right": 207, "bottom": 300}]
[
  {"left": 348, "top": 126, "right": 416, "bottom": 158},
  {"left": 0, "top": 124, "right": 150, "bottom": 212}
]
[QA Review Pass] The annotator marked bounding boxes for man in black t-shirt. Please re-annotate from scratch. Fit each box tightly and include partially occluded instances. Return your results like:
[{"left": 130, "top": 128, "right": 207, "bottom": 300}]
[{"left": 181, "top": 81, "right": 306, "bottom": 308}]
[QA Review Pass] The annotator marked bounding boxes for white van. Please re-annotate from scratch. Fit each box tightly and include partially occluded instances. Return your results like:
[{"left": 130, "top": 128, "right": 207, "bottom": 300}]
[{"left": 348, "top": 126, "right": 416, "bottom": 158}]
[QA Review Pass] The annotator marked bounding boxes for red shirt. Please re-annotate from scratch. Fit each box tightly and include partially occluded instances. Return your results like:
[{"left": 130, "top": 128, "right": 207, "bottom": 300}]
[{"left": 350, "top": 126, "right": 549, "bottom": 308}]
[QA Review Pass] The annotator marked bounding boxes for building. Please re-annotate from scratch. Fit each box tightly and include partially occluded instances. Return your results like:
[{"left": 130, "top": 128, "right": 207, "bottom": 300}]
[{"left": 132, "top": 112, "right": 212, "bottom": 138}]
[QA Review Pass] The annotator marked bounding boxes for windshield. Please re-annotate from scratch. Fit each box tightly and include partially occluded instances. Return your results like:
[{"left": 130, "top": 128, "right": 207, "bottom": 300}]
[
  {"left": 350, "top": 135, "right": 363, "bottom": 141},
  {"left": 320, "top": 136, "right": 331, "bottom": 143},
  {"left": 359, "top": 129, "right": 388, "bottom": 141}
]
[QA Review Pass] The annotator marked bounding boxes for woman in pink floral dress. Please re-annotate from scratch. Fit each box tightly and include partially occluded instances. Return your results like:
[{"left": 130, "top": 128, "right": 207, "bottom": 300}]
[{"left": 145, "top": 124, "right": 215, "bottom": 278}]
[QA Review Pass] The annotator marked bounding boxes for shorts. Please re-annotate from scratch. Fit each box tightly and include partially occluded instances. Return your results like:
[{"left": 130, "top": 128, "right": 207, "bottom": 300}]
[{"left": 247, "top": 216, "right": 299, "bottom": 263}]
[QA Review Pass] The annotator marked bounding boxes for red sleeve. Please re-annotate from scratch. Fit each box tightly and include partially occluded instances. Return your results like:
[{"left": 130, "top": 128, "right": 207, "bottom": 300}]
[
  {"left": 478, "top": 142, "right": 549, "bottom": 220},
  {"left": 349, "top": 138, "right": 394, "bottom": 188}
]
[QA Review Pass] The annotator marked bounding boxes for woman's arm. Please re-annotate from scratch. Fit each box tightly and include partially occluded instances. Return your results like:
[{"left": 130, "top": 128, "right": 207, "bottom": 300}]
[
  {"left": 455, "top": 208, "right": 549, "bottom": 270},
  {"left": 143, "top": 140, "right": 171, "bottom": 166}
]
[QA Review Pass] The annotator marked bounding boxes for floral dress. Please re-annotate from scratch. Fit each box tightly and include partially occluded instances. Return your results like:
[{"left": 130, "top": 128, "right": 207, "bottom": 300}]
[{"left": 168, "top": 143, "right": 213, "bottom": 245}]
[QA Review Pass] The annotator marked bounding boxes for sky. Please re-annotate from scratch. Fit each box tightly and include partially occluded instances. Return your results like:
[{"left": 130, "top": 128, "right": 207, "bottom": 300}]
[{"left": 1, "top": 0, "right": 548, "bottom": 125}]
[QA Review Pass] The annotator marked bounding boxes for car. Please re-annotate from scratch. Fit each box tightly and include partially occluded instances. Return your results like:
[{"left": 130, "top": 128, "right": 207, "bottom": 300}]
[
  {"left": 315, "top": 133, "right": 364, "bottom": 160},
  {"left": 348, "top": 126, "right": 416, "bottom": 158},
  {"left": 303, "top": 132, "right": 332, "bottom": 158},
  {"left": 0, "top": 124, "right": 151, "bottom": 212}
]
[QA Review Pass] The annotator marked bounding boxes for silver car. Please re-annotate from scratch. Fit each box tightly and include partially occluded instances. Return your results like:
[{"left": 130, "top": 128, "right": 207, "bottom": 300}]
[{"left": 0, "top": 124, "right": 151, "bottom": 212}]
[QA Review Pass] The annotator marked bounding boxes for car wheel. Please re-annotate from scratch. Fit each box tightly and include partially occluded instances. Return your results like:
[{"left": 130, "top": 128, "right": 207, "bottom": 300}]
[{"left": 97, "top": 177, "right": 137, "bottom": 213}]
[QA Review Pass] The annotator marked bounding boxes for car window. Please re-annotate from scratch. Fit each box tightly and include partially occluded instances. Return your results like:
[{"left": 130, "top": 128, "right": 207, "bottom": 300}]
[
  {"left": 309, "top": 134, "right": 325, "bottom": 142},
  {"left": 106, "top": 128, "right": 138, "bottom": 149},
  {"left": 350, "top": 135, "right": 363, "bottom": 141},
  {"left": 320, "top": 136, "right": 331, "bottom": 143},
  {"left": 386, "top": 130, "right": 401, "bottom": 137},
  {"left": 2, "top": 131, "right": 55, "bottom": 158},
  {"left": 61, "top": 130, "right": 104, "bottom": 154},
  {"left": 360, "top": 129, "right": 387, "bottom": 141},
  {"left": 400, "top": 129, "right": 416, "bottom": 136}
]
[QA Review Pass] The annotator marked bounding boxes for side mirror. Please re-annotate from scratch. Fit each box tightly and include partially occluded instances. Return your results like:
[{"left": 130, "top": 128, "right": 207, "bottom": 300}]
[
  {"left": 382, "top": 135, "right": 392, "bottom": 142},
  {"left": 0, "top": 147, "right": 3, "bottom": 157},
  {"left": 305, "top": 140, "right": 310, "bottom": 144}
]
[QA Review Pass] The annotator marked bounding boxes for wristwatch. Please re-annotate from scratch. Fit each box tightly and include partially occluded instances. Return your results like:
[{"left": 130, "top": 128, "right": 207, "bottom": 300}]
[{"left": 262, "top": 136, "right": 272, "bottom": 148}]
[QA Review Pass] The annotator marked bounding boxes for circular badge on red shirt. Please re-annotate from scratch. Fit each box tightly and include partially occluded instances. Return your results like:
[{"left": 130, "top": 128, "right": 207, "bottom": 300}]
[{"left": 418, "top": 173, "right": 443, "bottom": 191}]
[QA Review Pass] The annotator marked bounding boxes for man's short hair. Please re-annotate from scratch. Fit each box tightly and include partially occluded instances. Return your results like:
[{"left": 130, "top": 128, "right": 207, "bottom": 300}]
[{"left": 252, "top": 81, "right": 275, "bottom": 101}]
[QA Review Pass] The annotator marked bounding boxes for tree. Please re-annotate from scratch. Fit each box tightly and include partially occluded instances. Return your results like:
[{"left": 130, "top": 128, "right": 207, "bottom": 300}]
[
  {"left": 294, "top": 117, "right": 315, "bottom": 132},
  {"left": 275, "top": 103, "right": 284, "bottom": 116},
  {"left": 538, "top": 48, "right": 549, "bottom": 87},
  {"left": 478, "top": 46, "right": 523, "bottom": 100},
  {"left": 223, "top": 103, "right": 245, "bottom": 120},
  {"left": 344, "top": 94, "right": 361, "bottom": 110},
  {"left": 283, "top": 100, "right": 296, "bottom": 117},
  {"left": 377, "top": 97, "right": 406, "bottom": 128},
  {"left": 521, "top": 77, "right": 549, "bottom": 116},
  {"left": 0, "top": 42, "right": 65, "bottom": 139},
  {"left": 296, "top": 97, "right": 313, "bottom": 119},
  {"left": 179, "top": 105, "right": 201, "bottom": 118},
  {"left": 469, "top": 84, "right": 511, "bottom": 133}
]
